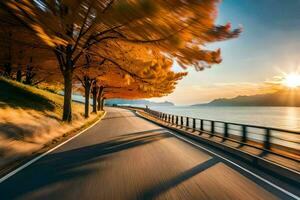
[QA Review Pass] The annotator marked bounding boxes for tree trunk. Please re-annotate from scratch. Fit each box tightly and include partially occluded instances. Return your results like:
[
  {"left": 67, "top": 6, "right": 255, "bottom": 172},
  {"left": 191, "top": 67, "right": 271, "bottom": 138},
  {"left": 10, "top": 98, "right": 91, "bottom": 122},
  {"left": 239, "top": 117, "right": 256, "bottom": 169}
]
[
  {"left": 25, "top": 65, "right": 33, "bottom": 85},
  {"left": 84, "top": 78, "right": 92, "bottom": 118},
  {"left": 4, "top": 63, "right": 12, "bottom": 78},
  {"left": 97, "top": 86, "right": 104, "bottom": 111},
  {"left": 55, "top": 46, "right": 74, "bottom": 122},
  {"left": 92, "top": 85, "right": 98, "bottom": 113},
  {"left": 25, "top": 57, "right": 33, "bottom": 85},
  {"left": 62, "top": 69, "right": 73, "bottom": 122},
  {"left": 16, "top": 65, "right": 22, "bottom": 82},
  {"left": 97, "top": 94, "right": 101, "bottom": 111},
  {"left": 100, "top": 97, "right": 106, "bottom": 111},
  {"left": 25, "top": 66, "right": 31, "bottom": 84}
]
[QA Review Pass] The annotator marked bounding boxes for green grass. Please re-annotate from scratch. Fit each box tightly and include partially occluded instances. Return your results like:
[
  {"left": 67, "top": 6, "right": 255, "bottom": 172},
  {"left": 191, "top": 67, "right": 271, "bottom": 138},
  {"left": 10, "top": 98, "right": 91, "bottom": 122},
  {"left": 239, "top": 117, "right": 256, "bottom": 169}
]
[{"left": 0, "top": 77, "right": 64, "bottom": 113}]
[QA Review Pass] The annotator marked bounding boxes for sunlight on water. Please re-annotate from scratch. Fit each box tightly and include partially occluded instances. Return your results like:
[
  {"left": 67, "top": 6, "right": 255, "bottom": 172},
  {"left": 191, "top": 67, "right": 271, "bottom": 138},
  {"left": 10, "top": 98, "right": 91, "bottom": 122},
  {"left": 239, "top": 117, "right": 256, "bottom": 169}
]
[
  {"left": 285, "top": 107, "right": 300, "bottom": 131},
  {"left": 148, "top": 106, "right": 300, "bottom": 131}
]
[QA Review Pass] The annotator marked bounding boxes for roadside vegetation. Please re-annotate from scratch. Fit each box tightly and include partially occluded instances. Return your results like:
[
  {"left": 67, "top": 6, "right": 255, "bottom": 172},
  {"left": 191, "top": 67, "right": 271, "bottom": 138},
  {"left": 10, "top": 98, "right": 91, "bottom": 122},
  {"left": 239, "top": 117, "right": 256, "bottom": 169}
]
[{"left": 0, "top": 77, "right": 102, "bottom": 169}]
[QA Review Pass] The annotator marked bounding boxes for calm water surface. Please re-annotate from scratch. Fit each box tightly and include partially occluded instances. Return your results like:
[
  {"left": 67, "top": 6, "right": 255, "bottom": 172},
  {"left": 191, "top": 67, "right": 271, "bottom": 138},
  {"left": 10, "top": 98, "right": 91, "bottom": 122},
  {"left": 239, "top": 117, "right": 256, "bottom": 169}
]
[{"left": 148, "top": 106, "right": 300, "bottom": 131}]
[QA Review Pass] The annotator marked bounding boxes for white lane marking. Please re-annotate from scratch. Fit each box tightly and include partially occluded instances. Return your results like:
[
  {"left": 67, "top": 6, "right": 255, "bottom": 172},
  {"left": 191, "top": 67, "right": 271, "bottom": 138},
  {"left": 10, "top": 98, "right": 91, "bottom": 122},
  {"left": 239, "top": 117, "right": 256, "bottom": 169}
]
[
  {"left": 135, "top": 112, "right": 299, "bottom": 199},
  {"left": 0, "top": 112, "right": 107, "bottom": 184},
  {"left": 165, "top": 130, "right": 300, "bottom": 200}
]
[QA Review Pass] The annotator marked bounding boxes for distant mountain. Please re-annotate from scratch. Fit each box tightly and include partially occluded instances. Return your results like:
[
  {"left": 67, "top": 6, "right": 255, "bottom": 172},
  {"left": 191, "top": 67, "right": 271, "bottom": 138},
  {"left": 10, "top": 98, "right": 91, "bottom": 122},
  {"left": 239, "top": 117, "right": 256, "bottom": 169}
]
[
  {"left": 192, "top": 89, "right": 300, "bottom": 107},
  {"left": 106, "top": 99, "right": 174, "bottom": 106},
  {"left": 147, "top": 101, "right": 174, "bottom": 106}
]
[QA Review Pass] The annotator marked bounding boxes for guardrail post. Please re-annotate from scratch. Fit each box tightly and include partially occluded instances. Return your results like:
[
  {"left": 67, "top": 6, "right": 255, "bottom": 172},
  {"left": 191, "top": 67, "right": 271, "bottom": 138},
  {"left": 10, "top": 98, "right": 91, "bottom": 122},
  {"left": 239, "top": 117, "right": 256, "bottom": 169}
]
[
  {"left": 181, "top": 116, "right": 183, "bottom": 127},
  {"left": 172, "top": 115, "right": 174, "bottom": 124},
  {"left": 193, "top": 118, "right": 196, "bottom": 130},
  {"left": 211, "top": 121, "right": 215, "bottom": 136},
  {"left": 176, "top": 116, "right": 178, "bottom": 125},
  {"left": 168, "top": 114, "right": 170, "bottom": 122},
  {"left": 242, "top": 125, "right": 247, "bottom": 143},
  {"left": 224, "top": 123, "right": 229, "bottom": 138},
  {"left": 264, "top": 128, "right": 271, "bottom": 150},
  {"left": 186, "top": 117, "right": 189, "bottom": 127},
  {"left": 200, "top": 120, "right": 204, "bottom": 131}
]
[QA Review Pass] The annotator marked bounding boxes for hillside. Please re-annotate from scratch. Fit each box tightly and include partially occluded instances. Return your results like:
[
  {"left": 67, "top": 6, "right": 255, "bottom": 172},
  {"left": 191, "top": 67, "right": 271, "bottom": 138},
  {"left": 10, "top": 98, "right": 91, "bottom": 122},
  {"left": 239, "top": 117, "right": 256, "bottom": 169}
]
[
  {"left": 0, "top": 77, "right": 99, "bottom": 169},
  {"left": 192, "top": 89, "right": 300, "bottom": 107},
  {"left": 0, "top": 78, "right": 62, "bottom": 115}
]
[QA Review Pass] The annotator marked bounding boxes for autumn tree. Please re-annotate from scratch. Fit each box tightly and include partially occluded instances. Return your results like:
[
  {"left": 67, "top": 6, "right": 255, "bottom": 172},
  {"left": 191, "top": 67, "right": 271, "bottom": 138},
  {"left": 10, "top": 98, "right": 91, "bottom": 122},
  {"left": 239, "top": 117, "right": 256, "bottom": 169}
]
[
  {"left": 0, "top": 10, "right": 58, "bottom": 85},
  {"left": 103, "top": 70, "right": 186, "bottom": 100},
  {"left": 96, "top": 56, "right": 187, "bottom": 106},
  {"left": 1, "top": 0, "right": 241, "bottom": 122},
  {"left": 75, "top": 55, "right": 106, "bottom": 118},
  {"left": 75, "top": 43, "right": 186, "bottom": 117}
]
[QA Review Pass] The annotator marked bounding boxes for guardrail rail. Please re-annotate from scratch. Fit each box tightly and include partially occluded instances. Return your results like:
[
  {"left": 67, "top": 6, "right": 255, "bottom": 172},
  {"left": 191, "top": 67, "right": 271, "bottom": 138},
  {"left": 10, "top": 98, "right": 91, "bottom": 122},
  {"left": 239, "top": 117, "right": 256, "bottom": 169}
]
[{"left": 141, "top": 108, "right": 300, "bottom": 162}]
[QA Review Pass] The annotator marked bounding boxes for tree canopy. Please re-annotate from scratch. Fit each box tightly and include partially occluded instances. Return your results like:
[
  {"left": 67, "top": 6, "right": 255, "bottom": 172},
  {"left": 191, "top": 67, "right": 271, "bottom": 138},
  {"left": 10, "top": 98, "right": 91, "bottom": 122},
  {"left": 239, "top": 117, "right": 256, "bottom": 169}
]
[{"left": 0, "top": 0, "right": 241, "bottom": 121}]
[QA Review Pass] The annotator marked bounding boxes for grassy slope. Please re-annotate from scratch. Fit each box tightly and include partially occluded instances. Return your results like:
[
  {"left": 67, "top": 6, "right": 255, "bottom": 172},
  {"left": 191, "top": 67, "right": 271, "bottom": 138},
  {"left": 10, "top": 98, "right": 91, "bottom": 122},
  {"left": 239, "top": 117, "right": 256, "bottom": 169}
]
[
  {"left": 0, "top": 77, "right": 64, "bottom": 115},
  {"left": 0, "top": 77, "right": 85, "bottom": 118},
  {"left": 0, "top": 77, "right": 100, "bottom": 169}
]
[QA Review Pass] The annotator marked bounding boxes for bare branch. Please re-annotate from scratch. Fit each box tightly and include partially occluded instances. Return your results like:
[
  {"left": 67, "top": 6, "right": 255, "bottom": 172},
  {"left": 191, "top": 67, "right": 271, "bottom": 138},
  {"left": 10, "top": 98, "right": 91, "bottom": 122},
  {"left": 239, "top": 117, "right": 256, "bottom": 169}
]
[
  {"left": 72, "top": 1, "right": 95, "bottom": 55},
  {"left": 102, "top": 0, "right": 115, "bottom": 14},
  {"left": 32, "top": 78, "right": 45, "bottom": 86}
]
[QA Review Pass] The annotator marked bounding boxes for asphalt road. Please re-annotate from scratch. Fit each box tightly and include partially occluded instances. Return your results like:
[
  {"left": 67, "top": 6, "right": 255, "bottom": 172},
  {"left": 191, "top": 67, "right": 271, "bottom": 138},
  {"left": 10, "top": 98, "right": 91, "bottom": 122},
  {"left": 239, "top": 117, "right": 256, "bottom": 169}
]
[{"left": 0, "top": 107, "right": 298, "bottom": 200}]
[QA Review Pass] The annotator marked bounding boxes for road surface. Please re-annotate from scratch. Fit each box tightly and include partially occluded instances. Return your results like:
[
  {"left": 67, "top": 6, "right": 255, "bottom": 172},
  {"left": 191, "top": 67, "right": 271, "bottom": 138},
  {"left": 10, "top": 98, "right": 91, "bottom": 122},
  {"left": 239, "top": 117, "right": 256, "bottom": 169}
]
[{"left": 0, "top": 108, "right": 298, "bottom": 200}]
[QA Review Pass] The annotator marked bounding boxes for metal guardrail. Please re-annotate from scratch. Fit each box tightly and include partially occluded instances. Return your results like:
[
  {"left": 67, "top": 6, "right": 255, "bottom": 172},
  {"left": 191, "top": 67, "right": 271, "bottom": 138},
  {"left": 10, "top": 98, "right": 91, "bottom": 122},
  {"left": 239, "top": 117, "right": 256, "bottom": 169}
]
[{"left": 142, "top": 108, "right": 300, "bottom": 160}]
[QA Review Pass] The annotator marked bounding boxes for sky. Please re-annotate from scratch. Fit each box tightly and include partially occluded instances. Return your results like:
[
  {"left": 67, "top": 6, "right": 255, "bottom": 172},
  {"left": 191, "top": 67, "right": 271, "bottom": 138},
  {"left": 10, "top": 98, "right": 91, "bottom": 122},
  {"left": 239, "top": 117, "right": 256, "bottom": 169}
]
[{"left": 152, "top": 0, "right": 300, "bottom": 105}]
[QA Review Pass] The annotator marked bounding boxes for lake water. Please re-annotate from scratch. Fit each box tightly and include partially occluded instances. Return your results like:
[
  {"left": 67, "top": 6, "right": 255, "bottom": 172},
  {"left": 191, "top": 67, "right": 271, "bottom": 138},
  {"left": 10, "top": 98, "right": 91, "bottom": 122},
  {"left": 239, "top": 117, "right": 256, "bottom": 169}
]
[{"left": 147, "top": 106, "right": 300, "bottom": 131}]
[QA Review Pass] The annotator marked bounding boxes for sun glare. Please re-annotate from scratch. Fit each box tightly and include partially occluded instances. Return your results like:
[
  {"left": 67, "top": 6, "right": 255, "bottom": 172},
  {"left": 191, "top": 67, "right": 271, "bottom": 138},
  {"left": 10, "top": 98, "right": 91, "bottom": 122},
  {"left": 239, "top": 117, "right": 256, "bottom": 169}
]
[{"left": 282, "top": 73, "right": 300, "bottom": 88}]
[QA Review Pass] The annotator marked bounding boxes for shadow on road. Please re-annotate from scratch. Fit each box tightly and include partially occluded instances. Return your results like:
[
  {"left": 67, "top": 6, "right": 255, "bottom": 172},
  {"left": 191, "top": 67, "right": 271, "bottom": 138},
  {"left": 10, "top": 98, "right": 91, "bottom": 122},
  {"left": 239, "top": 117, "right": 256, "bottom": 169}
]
[
  {"left": 0, "top": 128, "right": 172, "bottom": 199},
  {"left": 140, "top": 158, "right": 220, "bottom": 199}
]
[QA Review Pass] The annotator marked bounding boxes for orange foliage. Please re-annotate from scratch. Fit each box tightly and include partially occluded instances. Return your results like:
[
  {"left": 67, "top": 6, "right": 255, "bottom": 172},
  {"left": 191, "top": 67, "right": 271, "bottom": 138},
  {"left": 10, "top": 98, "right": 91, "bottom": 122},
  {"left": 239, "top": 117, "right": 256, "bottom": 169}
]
[
  {"left": 0, "top": 1, "right": 241, "bottom": 120},
  {"left": 2, "top": 0, "right": 241, "bottom": 70}
]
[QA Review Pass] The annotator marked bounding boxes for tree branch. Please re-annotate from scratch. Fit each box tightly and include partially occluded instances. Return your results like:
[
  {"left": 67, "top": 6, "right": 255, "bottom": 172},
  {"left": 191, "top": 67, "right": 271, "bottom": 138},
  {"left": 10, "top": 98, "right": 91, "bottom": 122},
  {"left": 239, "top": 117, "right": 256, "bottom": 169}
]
[
  {"left": 54, "top": 49, "right": 66, "bottom": 73},
  {"left": 102, "top": 0, "right": 115, "bottom": 14},
  {"left": 92, "top": 54, "right": 154, "bottom": 85},
  {"left": 72, "top": 1, "right": 95, "bottom": 55}
]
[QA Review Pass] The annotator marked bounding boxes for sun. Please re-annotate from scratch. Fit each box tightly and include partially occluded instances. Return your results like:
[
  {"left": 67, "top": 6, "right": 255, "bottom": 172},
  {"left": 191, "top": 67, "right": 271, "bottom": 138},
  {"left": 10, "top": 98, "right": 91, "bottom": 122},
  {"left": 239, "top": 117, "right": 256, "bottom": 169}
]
[{"left": 282, "top": 73, "right": 300, "bottom": 88}]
